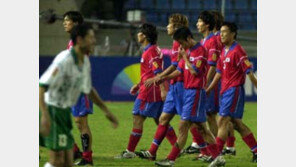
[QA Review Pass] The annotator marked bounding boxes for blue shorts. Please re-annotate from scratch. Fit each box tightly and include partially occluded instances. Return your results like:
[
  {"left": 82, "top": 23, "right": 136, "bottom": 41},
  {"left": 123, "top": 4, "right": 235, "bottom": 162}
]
[
  {"left": 205, "top": 81, "right": 221, "bottom": 113},
  {"left": 163, "top": 82, "right": 184, "bottom": 115},
  {"left": 133, "top": 98, "right": 163, "bottom": 119},
  {"left": 72, "top": 94, "right": 93, "bottom": 117},
  {"left": 181, "top": 89, "right": 206, "bottom": 123},
  {"left": 219, "top": 86, "right": 245, "bottom": 119}
]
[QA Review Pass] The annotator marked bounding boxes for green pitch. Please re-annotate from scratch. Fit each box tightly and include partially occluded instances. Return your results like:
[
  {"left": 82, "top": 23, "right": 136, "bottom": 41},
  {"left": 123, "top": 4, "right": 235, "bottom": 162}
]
[{"left": 39, "top": 102, "right": 257, "bottom": 167}]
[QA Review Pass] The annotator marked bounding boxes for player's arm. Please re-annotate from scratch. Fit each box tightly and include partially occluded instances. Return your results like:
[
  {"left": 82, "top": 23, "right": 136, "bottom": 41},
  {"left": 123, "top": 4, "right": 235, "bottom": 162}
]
[
  {"left": 247, "top": 71, "right": 257, "bottom": 89},
  {"left": 206, "top": 72, "right": 221, "bottom": 95},
  {"left": 89, "top": 87, "right": 119, "bottom": 128},
  {"left": 207, "top": 66, "right": 216, "bottom": 85},
  {"left": 160, "top": 70, "right": 181, "bottom": 83},
  {"left": 39, "top": 85, "right": 51, "bottom": 136}
]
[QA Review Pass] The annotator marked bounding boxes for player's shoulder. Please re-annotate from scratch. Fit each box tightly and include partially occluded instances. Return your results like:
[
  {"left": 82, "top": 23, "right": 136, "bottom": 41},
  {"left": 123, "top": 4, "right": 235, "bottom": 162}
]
[
  {"left": 234, "top": 43, "right": 247, "bottom": 55},
  {"left": 53, "top": 49, "right": 73, "bottom": 66},
  {"left": 147, "top": 45, "right": 162, "bottom": 57}
]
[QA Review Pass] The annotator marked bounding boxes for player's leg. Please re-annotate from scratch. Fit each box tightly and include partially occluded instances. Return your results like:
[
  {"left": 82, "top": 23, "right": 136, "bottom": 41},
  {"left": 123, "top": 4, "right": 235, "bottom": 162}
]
[
  {"left": 47, "top": 150, "right": 65, "bottom": 167},
  {"left": 207, "top": 112, "right": 218, "bottom": 136},
  {"left": 156, "top": 119, "right": 192, "bottom": 167},
  {"left": 222, "top": 122, "right": 236, "bottom": 155},
  {"left": 232, "top": 118, "right": 257, "bottom": 162},
  {"left": 137, "top": 112, "right": 176, "bottom": 160},
  {"left": 64, "top": 148, "right": 74, "bottom": 167},
  {"left": 74, "top": 115, "right": 93, "bottom": 165}
]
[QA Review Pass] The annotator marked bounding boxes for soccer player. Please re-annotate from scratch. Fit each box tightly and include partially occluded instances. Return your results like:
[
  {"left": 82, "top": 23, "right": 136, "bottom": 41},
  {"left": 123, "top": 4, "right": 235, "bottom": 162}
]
[
  {"left": 39, "top": 23, "right": 95, "bottom": 167},
  {"left": 136, "top": 13, "right": 196, "bottom": 160},
  {"left": 211, "top": 10, "right": 237, "bottom": 156},
  {"left": 206, "top": 22, "right": 257, "bottom": 164},
  {"left": 116, "top": 23, "right": 177, "bottom": 159},
  {"left": 63, "top": 11, "right": 119, "bottom": 165},
  {"left": 155, "top": 27, "right": 225, "bottom": 167}
]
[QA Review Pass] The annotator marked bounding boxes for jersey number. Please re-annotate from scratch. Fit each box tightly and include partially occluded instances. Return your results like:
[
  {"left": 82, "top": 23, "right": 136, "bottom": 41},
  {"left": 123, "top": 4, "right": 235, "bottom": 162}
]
[{"left": 58, "top": 134, "right": 67, "bottom": 147}]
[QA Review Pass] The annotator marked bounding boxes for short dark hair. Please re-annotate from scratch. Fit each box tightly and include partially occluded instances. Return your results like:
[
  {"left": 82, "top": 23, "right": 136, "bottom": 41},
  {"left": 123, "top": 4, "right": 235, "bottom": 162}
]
[
  {"left": 222, "top": 22, "right": 238, "bottom": 39},
  {"left": 70, "top": 23, "right": 93, "bottom": 45},
  {"left": 173, "top": 27, "right": 193, "bottom": 41},
  {"left": 63, "top": 11, "right": 84, "bottom": 25},
  {"left": 211, "top": 10, "right": 224, "bottom": 31},
  {"left": 198, "top": 11, "right": 215, "bottom": 31},
  {"left": 139, "top": 23, "right": 158, "bottom": 44}
]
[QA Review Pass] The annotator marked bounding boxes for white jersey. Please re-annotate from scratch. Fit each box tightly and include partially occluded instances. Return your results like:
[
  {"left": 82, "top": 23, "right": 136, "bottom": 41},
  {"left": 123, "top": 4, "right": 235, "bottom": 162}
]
[{"left": 39, "top": 48, "right": 92, "bottom": 108}]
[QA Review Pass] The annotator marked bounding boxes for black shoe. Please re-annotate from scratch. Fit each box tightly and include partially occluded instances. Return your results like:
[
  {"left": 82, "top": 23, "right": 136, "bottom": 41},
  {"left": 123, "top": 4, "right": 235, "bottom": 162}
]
[
  {"left": 182, "top": 145, "right": 200, "bottom": 154},
  {"left": 252, "top": 152, "right": 257, "bottom": 163},
  {"left": 75, "top": 158, "right": 93, "bottom": 166},
  {"left": 74, "top": 151, "right": 82, "bottom": 160},
  {"left": 222, "top": 148, "right": 236, "bottom": 156},
  {"left": 135, "top": 150, "right": 156, "bottom": 161}
]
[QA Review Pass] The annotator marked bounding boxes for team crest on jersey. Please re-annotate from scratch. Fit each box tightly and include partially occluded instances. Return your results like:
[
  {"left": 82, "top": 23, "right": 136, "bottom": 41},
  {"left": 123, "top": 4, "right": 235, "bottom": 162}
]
[
  {"left": 244, "top": 60, "right": 251, "bottom": 67},
  {"left": 153, "top": 61, "right": 159, "bottom": 68},
  {"left": 189, "top": 57, "right": 194, "bottom": 61},
  {"left": 212, "top": 54, "right": 217, "bottom": 61},
  {"left": 225, "top": 58, "right": 230, "bottom": 62},
  {"left": 141, "top": 58, "right": 144, "bottom": 63},
  {"left": 196, "top": 60, "right": 202, "bottom": 68}
]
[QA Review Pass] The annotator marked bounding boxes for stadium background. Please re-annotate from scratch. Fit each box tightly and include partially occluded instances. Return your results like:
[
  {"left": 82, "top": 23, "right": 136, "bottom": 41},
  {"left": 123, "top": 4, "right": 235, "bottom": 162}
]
[{"left": 39, "top": 0, "right": 257, "bottom": 102}]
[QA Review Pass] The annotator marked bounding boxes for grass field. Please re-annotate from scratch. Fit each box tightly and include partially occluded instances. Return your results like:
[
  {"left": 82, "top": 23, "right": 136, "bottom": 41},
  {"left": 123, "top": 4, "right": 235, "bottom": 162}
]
[{"left": 39, "top": 102, "right": 257, "bottom": 167}]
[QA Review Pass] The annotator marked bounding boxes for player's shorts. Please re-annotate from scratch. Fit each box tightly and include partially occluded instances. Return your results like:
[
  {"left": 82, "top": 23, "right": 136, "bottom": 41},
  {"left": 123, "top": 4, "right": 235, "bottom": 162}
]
[
  {"left": 72, "top": 94, "right": 93, "bottom": 117},
  {"left": 41, "top": 105, "right": 74, "bottom": 151},
  {"left": 219, "top": 85, "right": 245, "bottom": 119},
  {"left": 163, "top": 82, "right": 184, "bottom": 115},
  {"left": 133, "top": 98, "right": 163, "bottom": 119},
  {"left": 181, "top": 88, "right": 207, "bottom": 123},
  {"left": 205, "top": 81, "right": 221, "bottom": 113}
]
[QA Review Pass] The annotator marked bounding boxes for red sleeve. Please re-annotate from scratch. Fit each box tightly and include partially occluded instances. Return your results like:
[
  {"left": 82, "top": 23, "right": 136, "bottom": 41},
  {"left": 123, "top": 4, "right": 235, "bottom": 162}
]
[
  {"left": 216, "top": 58, "right": 222, "bottom": 73},
  {"left": 149, "top": 49, "right": 163, "bottom": 75},
  {"left": 236, "top": 46, "right": 253, "bottom": 74},
  {"left": 190, "top": 48, "right": 207, "bottom": 73},
  {"left": 207, "top": 39, "right": 220, "bottom": 66}
]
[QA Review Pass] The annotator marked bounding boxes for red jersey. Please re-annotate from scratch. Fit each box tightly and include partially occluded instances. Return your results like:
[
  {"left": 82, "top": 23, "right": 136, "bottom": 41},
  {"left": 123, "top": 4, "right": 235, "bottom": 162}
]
[
  {"left": 217, "top": 42, "right": 253, "bottom": 94},
  {"left": 138, "top": 44, "right": 163, "bottom": 102},
  {"left": 177, "top": 43, "right": 207, "bottom": 89},
  {"left": 201, "top": 33, "right": 221, "bottom": 67},
  {"left": 170, "top": 41, "right": 184, "bottom": 84}
]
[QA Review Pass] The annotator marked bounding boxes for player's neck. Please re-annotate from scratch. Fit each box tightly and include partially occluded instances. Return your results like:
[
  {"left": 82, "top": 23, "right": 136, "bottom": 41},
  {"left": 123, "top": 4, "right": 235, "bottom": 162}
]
[
  {"left": 203, "top": 30, "right": 211, "bottom": 38},
  {"left": 74, "top": 46, "right": 85, "bottom": 63},
  {"left": 142, "top": 40, "right": 151, "bottom": 48},
  {"left": 189, "top": 39, "right": 197, "bottom": 49},
  {"left": 225, "top": 40, "right": 235, "bottom": 49}
]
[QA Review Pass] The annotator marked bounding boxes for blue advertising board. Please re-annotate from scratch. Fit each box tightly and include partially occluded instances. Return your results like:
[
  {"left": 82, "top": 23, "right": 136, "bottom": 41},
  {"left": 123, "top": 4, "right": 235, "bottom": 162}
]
[{"left": 39, "top": 56, "right": 257, "bottom": 101}]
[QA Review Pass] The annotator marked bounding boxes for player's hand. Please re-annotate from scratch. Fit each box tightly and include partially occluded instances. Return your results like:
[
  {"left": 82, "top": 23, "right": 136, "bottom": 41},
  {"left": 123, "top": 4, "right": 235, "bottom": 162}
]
[
  {"left": 130, "top": 84, "right": 139, "bottom": 95},
  {"left": 205, "top": 88, "right": 211, "bottom": 96},
  {"left": 40, "top": 111, "right": 51, "bottom": 136},
  {"left": 105, "top": 112, "right": 119, "bottom": 129},
  {"left": 144, "top": 77, "right": 156, "bottom": 87}
]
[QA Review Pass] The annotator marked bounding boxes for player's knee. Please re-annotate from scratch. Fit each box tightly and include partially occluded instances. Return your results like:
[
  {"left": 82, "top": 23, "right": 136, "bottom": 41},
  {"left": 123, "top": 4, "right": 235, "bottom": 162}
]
[
  {"left": 74, "top": 119, "right": 83, "bottom": 131},
  {"left": 178, "top": 121, "right": 189, "bottom": 134},
  {"left": 159, "top": 115, "right": 169, "bottom": 125}
]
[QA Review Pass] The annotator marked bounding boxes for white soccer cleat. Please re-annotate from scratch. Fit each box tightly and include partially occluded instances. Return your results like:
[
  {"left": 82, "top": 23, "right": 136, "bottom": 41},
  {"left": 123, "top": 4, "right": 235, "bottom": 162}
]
[
  {"left": 208, "top": 156, "right": 226, "bottom": 167},
  {"left": 114, "top": 149, "right": 137, "bottom": 159}
]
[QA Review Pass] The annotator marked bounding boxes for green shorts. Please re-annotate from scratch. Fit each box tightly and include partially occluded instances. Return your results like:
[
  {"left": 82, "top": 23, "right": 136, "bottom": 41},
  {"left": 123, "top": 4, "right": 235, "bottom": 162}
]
[{"left": 39, "top": 105, "right": 74, "bottom": 151}]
